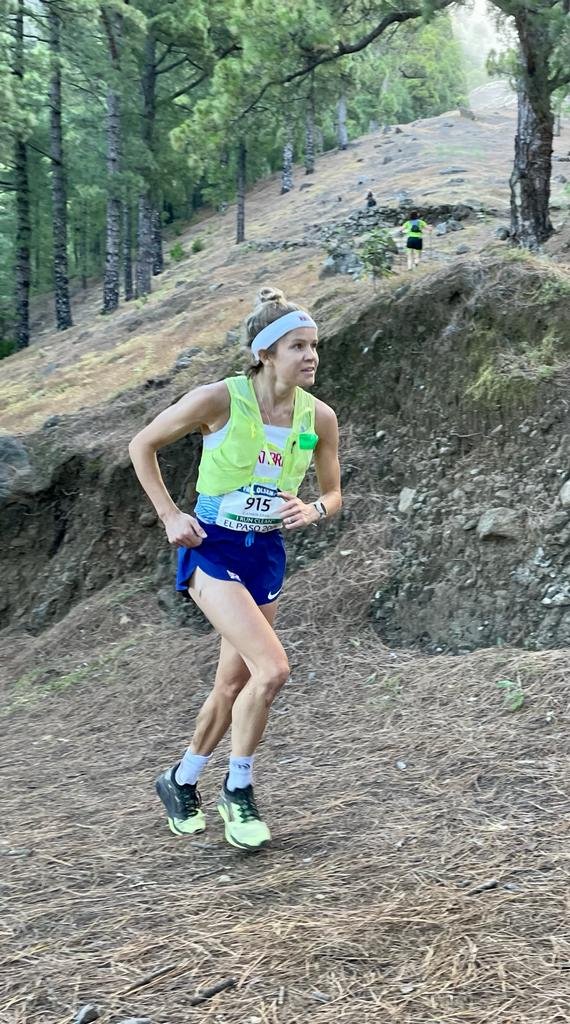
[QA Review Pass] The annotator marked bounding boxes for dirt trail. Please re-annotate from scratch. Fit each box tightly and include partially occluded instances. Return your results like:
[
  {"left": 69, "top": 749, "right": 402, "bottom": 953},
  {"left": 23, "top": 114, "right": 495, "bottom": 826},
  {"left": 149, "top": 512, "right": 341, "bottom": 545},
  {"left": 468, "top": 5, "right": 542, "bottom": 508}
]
[{"left": 1, "top": 88, "right": 570, "bottom": 1024}]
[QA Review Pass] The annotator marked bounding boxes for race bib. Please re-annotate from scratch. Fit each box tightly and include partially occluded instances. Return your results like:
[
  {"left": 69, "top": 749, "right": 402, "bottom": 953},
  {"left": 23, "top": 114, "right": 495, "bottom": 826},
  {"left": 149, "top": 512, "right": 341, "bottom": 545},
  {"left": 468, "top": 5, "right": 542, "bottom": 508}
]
[{"left": 216, "top": 484, "right": 285, "bottom": 532}]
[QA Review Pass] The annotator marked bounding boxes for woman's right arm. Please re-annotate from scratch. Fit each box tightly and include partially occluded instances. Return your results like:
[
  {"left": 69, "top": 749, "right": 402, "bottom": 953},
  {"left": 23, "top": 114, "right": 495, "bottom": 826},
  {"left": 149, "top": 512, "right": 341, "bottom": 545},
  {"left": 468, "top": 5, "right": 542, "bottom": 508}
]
[{"left": 128, "top": 381, "right": 229, "bottom": 548}]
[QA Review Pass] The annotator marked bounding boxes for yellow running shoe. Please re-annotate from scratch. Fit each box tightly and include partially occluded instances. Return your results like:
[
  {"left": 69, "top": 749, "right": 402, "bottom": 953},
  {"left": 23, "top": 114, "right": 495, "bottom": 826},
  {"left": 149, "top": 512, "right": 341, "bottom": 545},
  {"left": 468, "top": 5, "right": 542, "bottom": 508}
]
[
  {"left": 155, "top": 764, "right": 206, "bottom": 837},
  {"left": 217, "top": 776, "right": 271, "bottom": 850}
]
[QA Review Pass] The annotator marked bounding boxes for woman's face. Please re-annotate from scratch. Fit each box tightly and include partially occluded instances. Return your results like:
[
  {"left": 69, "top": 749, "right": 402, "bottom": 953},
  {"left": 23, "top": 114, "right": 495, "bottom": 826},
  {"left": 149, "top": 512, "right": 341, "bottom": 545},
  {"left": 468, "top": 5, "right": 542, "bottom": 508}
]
[{"left": 261, "top": 327, "right": 319, "bottom": 387}]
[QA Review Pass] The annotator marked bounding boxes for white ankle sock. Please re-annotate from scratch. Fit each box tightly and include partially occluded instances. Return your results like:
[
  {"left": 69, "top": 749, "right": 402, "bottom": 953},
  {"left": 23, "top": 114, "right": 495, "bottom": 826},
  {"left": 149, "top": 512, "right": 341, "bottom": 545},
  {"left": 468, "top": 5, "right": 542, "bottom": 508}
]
[
  {"left": 227, "top": 755, "right": 254, "bottom": 791},
  {"left": 175, "top": 750, "right": 210, "bottom": 786}
]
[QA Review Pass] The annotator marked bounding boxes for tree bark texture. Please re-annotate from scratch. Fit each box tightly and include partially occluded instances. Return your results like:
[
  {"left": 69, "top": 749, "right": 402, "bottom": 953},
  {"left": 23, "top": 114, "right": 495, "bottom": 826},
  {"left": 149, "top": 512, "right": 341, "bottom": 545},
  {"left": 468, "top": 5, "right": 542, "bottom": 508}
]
[
  {"left": 48, "top": 7, "right": 73, "bottom": 330},
  {"left": 509, "top": 11, "right": 555, "bottom": 248},
  {"left": 123, "top": 202, "right": 133, "bottom": 301},
  {"left": 336, "top": 94, "right": 348, "bottom": 150},
  {"left": 236, "top": 140, "right": 246, "bottom": 243},
  {"left": 101, "top": 6, "right": 123, "bottom": 313},
  {"left": 281, "top": 122, "right": 294, "bottom": 194},
  {"left": 14, "top": 0, "right": 30, "bottom": 350},
  {"left": 305, "top": 71, "right": 315, "bottom": 175}
]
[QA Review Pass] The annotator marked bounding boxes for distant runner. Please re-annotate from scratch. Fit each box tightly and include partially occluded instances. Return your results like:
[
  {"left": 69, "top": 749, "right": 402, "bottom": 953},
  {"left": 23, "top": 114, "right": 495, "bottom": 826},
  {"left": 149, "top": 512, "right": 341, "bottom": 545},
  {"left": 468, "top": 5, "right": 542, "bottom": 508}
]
[
  {"left": 401, "top": 211, "right": 430, "bottom": 270},
  {"left": 129, "top": 287, "right": 342, "bottom": 850}
]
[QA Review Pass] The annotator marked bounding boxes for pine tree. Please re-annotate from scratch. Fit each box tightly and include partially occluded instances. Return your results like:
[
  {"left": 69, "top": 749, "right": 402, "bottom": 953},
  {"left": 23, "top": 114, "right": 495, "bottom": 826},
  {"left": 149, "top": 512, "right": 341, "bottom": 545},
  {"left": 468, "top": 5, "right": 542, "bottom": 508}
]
[{"left": 46, "top": 2, "right": 73, "bottom": 330}]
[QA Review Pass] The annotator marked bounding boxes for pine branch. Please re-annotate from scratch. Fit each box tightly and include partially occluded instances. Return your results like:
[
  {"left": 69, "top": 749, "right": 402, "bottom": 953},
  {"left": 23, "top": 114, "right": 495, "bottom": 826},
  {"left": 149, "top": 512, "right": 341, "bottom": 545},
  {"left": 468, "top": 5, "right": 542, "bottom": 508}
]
[
  {"left": 156, "top": 55, "right": 192, "bottom": 76},
  {"left": 236, "top": 0, "right": 455, "bottom": 120},
  {"left": 549, "top": 68, "right": 570, "bottom": 92},
  {"left": 155, "top": 42, "right": 174, "bottom": 69}
]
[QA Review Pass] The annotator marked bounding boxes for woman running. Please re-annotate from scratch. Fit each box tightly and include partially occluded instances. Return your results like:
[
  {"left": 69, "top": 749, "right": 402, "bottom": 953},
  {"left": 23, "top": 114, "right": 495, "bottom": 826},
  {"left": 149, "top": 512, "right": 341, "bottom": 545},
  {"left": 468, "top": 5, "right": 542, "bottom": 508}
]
[{"left": 129, "top": 287, "right": 341, "bottom": 850}]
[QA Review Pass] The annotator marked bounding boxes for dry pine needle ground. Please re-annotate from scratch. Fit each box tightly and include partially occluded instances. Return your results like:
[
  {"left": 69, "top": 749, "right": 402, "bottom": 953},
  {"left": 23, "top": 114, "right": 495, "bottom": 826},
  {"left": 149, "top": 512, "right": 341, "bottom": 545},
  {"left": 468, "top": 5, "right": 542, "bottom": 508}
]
[{"left": 1, "top": 517, "right": 569, "bottom": 1024}]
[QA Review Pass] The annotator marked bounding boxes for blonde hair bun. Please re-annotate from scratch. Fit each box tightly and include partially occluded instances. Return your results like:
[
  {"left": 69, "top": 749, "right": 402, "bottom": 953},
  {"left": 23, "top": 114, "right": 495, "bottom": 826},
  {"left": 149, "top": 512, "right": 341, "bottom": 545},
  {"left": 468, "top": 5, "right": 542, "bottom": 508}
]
[{"left": 256, "top": 286, "right": 287, "bottom": 307}]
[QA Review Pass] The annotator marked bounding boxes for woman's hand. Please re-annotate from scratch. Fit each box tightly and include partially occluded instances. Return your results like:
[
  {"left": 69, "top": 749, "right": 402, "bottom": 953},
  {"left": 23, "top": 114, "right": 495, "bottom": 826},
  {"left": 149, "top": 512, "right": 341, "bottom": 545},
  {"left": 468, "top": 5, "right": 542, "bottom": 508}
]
[
  {"left": 162, "top": 510, "right": 207, "bottom": 548},
  {"left": 278, "top": 492, "right": 319, "bottom": 531}
]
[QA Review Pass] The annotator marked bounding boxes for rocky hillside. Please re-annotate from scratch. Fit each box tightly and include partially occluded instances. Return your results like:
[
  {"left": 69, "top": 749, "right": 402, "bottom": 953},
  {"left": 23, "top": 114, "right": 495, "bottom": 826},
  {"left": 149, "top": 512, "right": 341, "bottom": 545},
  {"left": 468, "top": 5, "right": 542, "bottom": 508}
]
[{"left": 1, "top": 253, "right": 569, "bottom": 654}]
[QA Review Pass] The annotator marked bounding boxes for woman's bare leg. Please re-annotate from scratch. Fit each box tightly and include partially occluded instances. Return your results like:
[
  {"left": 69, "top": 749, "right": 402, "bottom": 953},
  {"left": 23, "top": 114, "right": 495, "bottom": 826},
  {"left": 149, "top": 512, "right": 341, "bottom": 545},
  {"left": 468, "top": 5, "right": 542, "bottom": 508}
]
[
  {"left": 189, "top": 599, "right": 278, "bottom": 755},
  {"left": 188, "top": 568, "right": 289, "bottom": 758}
]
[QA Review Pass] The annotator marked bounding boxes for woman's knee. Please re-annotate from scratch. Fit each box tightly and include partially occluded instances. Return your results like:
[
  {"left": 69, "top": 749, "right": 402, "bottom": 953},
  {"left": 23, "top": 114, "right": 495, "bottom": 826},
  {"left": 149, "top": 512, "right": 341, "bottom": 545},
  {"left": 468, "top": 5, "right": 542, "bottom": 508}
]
[
  {"left": 215, "top": 668, "right": 250, "bottom": 702},
  {"left": 256, "top": 655, "right": 290, "bottom": 702}
]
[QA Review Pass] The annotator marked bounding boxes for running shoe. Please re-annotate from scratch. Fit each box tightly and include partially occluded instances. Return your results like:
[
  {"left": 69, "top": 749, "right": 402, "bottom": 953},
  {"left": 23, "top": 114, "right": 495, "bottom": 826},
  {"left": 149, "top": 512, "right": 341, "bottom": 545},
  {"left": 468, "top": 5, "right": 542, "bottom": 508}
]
[
  {"left": 217, "top": 776, "right": 271, "bottom": 850},
  {"left": 155, "top": 764, "right": 206, "bottom": 837}
]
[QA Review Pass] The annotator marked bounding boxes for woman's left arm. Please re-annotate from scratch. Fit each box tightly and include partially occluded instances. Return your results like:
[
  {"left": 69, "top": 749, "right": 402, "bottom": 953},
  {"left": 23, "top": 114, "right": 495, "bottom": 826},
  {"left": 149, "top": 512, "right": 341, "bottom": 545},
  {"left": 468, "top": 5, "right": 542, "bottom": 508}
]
[
  {"left": 279, "top": 401, "right": 342, "bottom": 530},
  {"left": 312, "top": 401, "right": 342, "bottom": 519}
]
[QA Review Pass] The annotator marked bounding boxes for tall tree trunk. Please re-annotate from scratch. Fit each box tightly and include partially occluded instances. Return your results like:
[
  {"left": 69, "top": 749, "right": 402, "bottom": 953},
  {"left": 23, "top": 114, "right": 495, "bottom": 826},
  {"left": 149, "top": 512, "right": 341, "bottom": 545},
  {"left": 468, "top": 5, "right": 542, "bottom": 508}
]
[
  {"left": 281, "top": 122, "right": 294, "bottom": 194},
  {"left": 305, "top": 71, "right": 315, "bottom": 175},
  {"left": 101, "top": 7, "right": 123, "bottom": 313},
  {"left": 47, "top": 7, "right": 73, "bottom": 330},
  {"left": 135, "top": 193, "right": 152, "bottom": 296},
  {"left": 14, "top": 138, "right": 30, "bottom": 350},
  {"left": 14, "top": 0, "right": 30, "bottom": 350},
  {"left": 80, "top": 201, "right": 88, "bottom": 290},
  {"left": 136, "top": 32, "right": 158, "bottom": 294},
  {"left": 33, "top": 192, "right": 40, "bottom": 287},
  {"left": 236, "top": 140, "right": 246, "bottom": 244},
  {"left": 336, "top": 94, "right": 348, "bottom": 150},
  {"left": 123, "top": 202, "right": 133, "bottom": 301},
  {"left": 152, "top": 206, "right": 163, "bottom": 275},
  {"left": 103, "top": 86, "right": 121, "bottom": 312},
  {"left": 509, "top": 14, "right": 554, "bottom": 248}
]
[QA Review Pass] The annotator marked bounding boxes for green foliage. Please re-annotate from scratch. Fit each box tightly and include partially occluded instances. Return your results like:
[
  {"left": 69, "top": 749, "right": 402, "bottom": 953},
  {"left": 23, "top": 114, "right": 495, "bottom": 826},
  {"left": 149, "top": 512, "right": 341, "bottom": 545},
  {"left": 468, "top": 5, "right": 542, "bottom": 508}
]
[
  {"left": 496, "top": 678, "right": 525, "bottom": 712},
  {"left": 191, "top": 237, "right": 205, "bottom": 253},
  {"left": 359, "top": 228, "right": 397, "bottom": 280},
  {"left": 0, "top": 0, "right": 484, "bottom": 338},
  {"left": 169, "top": 242, "right": 186, "bottom": 261},
  {"left": 0, "top": 339, "right": 16, "bottom": 360}
]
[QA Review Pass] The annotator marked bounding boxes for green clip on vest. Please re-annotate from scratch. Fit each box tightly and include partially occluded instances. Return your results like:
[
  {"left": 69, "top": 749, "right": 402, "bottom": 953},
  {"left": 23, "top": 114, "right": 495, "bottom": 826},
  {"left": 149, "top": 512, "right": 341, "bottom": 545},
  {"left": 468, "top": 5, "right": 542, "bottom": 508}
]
[{"left": 196, "top": 375, "right": 317, "bottom": 497}]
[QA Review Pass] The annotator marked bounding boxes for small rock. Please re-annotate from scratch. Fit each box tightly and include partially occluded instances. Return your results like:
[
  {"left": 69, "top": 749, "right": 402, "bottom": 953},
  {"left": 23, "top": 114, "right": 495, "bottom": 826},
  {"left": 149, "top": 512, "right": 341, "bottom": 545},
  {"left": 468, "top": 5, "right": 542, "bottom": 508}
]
[
  {"left": 43, "top": 415, "right": 61, "bottom": 429},
  {"left": 139, "top": 511, "right": 157, "bottom": 527},
  {"left": 116, "top": 1019, "right": 152, "bottom": 1024},
  {"left": 495, "top": 226, "right": 510, "bottom": 241},
  {"left": 209, "top": 282, "right": 223, "bottom": 291},
  {"left": 396, "top": 760, "right": 407, "bottom": 771},
  {"left": 542, "top": 590, "right": 570, "bottom": 607},
  {"left": 452, "top": 203, "right": 472, "bottom": 220},
  {"left": 398, "top": 487, "right": 416, "bottom": 514},
  {"left": 75, "top": 1006, "right": 100, "bottom": 1024},
  {"left": 382, "top": 155, "right": 393, "bottom": 165},
  {"left": 224, "top": 328, "right": 241, "bottom": 347},
  {"left": 0, "top": 435, "right": 32, "bottom": 500},
  {"left": 440, "top": 166, "right": 467, "bottom": 175},
  {"left": 173, "top": 346, "right": 200, "bottom": 371},
  {"left": 559, "top": 481, "right": 570, "bottom": 508},
  {"left": 477, "top": 508, "right": 521, "bottom": 541},
  {"left": 456, "top": 244, "right": 471, "bottom": 255},
  {"left": 553, "top": 175, "right": 567, "bottom": 184}
]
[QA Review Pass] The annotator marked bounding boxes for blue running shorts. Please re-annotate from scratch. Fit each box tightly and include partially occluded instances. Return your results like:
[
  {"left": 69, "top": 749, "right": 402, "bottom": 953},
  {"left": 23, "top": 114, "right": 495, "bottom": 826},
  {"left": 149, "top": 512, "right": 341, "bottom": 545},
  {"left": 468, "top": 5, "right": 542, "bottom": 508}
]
[{"left": 176, "top": 520, "right": 286, "bottom": 606}]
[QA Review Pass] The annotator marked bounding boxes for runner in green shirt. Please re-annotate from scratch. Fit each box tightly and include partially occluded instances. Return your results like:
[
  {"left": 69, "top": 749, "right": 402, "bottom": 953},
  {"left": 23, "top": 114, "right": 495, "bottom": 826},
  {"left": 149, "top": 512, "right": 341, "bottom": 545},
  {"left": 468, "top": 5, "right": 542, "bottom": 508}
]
[{"left": 401, "top": 211, "right": 430, "bottom": 270}]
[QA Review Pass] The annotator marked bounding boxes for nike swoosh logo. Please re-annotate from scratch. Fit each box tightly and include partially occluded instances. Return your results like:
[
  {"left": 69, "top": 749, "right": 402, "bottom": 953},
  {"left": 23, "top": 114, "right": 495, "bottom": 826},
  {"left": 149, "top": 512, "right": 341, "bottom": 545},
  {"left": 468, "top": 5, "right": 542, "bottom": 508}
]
[{"left": 267, "top": 588, "right": 283, "bottom": 601}]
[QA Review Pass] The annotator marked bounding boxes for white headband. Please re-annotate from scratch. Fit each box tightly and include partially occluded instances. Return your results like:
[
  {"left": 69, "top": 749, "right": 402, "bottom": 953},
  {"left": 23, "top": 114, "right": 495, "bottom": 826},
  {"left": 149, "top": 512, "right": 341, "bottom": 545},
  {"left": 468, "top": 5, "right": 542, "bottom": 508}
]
[{"left": 251, "top": 310, "right": 317, "bottom": 363}]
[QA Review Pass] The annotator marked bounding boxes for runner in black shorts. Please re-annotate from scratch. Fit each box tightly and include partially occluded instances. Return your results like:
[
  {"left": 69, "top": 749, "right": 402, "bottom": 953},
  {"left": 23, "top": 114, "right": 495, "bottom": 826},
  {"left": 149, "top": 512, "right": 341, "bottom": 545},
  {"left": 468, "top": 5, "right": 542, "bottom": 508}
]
[{"left": 401, "top": 211, "right": 430, "bottom": 270}]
